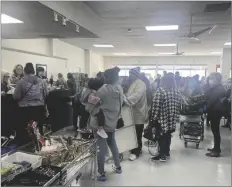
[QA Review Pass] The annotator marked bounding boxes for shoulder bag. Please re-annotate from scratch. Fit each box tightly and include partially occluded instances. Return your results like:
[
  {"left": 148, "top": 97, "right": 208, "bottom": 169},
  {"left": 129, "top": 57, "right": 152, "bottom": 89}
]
[{"left": 116, "top": 88, "right": 125, "bottom": 129}]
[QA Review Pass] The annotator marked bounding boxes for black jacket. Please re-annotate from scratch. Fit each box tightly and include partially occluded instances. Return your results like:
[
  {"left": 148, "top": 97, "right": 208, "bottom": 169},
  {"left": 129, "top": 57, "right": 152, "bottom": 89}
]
[{"left": 206, "top": 84, "right": 226, "bottom": 117}]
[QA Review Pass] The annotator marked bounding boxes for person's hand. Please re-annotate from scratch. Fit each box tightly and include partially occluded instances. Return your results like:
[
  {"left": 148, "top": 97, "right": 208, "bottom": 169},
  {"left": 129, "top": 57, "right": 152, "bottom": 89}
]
[{"left": 1, "top": 91, "right": 6, "bottom": 96}]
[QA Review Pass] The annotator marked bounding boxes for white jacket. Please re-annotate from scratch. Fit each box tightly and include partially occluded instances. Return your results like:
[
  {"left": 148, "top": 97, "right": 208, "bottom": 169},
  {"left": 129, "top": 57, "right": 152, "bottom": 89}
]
[{"left": 124, "top": 79, "right": 148, "bottom": 124}]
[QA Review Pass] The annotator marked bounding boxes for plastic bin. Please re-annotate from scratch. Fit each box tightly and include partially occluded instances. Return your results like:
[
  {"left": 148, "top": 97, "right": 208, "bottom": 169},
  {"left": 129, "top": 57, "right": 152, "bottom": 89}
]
[{"left": 1, "top": 151, "right": 42, "bottom": 170}]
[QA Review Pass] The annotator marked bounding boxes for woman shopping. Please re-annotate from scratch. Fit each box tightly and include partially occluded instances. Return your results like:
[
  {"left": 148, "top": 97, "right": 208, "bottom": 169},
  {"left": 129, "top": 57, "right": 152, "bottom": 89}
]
[
  {"left": 13, "top": 63, "right": 48, "bottom": 146},
  {"left": 1, "top": 70, "right": 12, "bottom": 95},
  {"left": 205, "top": 72, "right": 226, "bottom": 157},
  {"left": 88, "top": 67, "right": 123, "bottom": 181},
  {"left": 11, "top": 64, "right": 24, "bottom": 85},
  {"left": 150, "top": 73, "right": 181, "bottom": 162}
]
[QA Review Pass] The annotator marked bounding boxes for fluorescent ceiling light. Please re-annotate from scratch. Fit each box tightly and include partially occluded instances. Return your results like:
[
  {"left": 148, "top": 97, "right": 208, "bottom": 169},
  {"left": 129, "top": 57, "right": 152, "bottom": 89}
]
[
  {"left": 1, "top": 14, "right": 23, "bottom": 24},
  {"left": 146, "top": 25, "right": 178, "bottom": 31},
  {"left": 93, "top": 44, "right": 114, "bottom": 48},
  {"left": 154, "top": 44, "right": 176, "bottom": 47},
  {"left": 224, "top": 42, "right": 231, "bottom": 46},
  {"left": 210, "top": 51, "right": 222, "bottom": 54},
  {"left": 158, "top": 53, "right": 174, "bottom": 55},
  {"left": 113, "top": 53, "right": 127, "bottom": 55}
]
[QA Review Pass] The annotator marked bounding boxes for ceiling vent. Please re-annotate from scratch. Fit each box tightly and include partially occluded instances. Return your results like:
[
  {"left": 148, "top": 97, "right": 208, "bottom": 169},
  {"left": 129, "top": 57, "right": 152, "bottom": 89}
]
[{"left": 204, "top": 2, "right": 231, "bottom": 12}]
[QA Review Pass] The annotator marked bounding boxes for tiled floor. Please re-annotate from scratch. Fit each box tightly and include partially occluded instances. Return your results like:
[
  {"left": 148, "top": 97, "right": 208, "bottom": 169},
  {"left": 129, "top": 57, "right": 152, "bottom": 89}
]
[{"left": 96, "top": 124, "right": 231, "bottom": 186}]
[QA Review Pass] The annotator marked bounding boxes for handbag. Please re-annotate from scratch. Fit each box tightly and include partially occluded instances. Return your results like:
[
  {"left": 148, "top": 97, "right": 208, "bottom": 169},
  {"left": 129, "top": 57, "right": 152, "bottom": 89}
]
[{"left": 116, "top": 89, "right": 124, "bottom": 129}]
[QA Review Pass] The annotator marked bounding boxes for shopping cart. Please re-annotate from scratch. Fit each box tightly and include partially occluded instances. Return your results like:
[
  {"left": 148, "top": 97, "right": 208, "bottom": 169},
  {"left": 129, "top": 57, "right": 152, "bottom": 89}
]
[{"left": 179, "top": 103, "right": 204, "bottom": 149}]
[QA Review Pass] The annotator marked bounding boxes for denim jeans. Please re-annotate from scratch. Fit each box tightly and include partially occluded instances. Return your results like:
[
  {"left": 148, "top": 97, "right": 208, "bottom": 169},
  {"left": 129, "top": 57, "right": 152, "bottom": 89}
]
[{"left": 97, "top": 131, "right": 120, "bottom": 174}]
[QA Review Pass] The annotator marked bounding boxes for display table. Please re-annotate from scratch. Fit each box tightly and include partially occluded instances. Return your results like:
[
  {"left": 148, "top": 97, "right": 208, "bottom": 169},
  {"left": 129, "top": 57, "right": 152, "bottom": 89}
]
[
  {"left": 46, "top": 89, "right": 73, "bottom": 132},
  {"left": 1, "top": 127, "right": 97, "bottom": 187},
  {"left": 1, "top": 94, "right": 18, "bottom": 137}
]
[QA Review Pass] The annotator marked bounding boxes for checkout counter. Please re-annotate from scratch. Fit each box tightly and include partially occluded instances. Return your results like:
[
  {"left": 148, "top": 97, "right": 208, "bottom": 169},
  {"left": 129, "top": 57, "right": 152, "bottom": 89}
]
[{"left": 1, "top": 88, "right": 74, "bottom": 141}]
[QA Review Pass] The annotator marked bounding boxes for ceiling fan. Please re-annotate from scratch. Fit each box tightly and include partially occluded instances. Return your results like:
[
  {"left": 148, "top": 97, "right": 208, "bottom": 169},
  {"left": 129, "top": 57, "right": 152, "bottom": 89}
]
[
  {"left": 179, "top": 14, "right": 217, "bottom": 41},
  {"left": 173, "top": 43, "right": 185, "bottom": 56}
]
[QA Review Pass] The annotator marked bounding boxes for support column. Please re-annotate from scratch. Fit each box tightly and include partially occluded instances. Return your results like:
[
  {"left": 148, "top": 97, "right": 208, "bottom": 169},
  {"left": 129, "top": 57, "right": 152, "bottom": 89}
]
[
  {"left": 221, "top": 48, "right": 231, "bottom": 80},
  {"left": 84, "top": 49, "right": 91, "bottom": 76}
]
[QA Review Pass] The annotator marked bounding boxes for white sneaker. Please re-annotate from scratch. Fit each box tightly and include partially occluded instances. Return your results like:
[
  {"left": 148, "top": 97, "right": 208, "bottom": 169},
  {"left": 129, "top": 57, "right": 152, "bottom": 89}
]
[
  {"left": 129, "top": 154, "right": 137, "bottom": 161},
  {"left": 97, "top": 128, "right": 108, "bottom": 138}
]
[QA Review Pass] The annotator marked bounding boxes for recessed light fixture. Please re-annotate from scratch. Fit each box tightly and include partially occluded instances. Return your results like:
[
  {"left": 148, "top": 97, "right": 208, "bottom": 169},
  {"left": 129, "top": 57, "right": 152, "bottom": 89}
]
[
  {"left": 1, "top": 14, "right": 23, "bottom": 24},
  {"left": 146, "top": 25, "right": 179, "bottom": 31},
  {"left": 158, "top": 53, "right": 174, "bottom": 55},
  {"left": 210, "top": 51, "right": 222, "bottom": 54},
  {"left": 154, "top": 44, "right": 176, "bottom": 47},
  {"left": 93, "top": 44, "right": 114, "bottom": 48},
  {"left": 224, "top": 42, "right": 231, "bottom": 46},
  {"left": 113, "top": 53, "right": 127, "bottom": 55}
]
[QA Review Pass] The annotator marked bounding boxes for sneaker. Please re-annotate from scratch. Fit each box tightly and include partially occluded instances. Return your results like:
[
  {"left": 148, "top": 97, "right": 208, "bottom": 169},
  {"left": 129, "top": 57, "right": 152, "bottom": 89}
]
[
  {"left": 112, "top": 165, "right": 122, "bottom": 174},
  {"left": 97, "top": 173, "right": 106, "bottom": 181},
  {"left": 165, "top": 153, "right": 170, "bottom": 159},
  {"left": 207, "top": 148, "right": 221, "bottom": 153},
  {"left": 206, "top": 151, "right": 220, "bottom": 157},
  {"left": 159, "top": 156, "right": 167, "bottom": 162},
  {"left": 151, "top": 155, "right": 160, "bottom": 161},
  {"left": 129, "top": 154, "right": 137, "bottom": 161},
  {"left": 97, "top": 128, "right": 108, "bottom": 138}
]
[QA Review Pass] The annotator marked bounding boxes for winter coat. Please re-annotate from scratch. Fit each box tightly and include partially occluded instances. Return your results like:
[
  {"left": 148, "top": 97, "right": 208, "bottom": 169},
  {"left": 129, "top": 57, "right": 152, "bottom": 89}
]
[
  {"left": 151, "top": 87, "right": 181, "bottom": 134},
  {"left": 124, "top": 79, "right": 148, "bottom": 124},
  {"left": 87, "top": 84, "right": 123, "bottom": 132}
]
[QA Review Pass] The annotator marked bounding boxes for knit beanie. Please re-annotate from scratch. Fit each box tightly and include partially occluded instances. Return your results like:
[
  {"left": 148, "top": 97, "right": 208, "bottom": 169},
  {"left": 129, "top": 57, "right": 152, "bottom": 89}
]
[{"left": 129, "top": 67, "right": 141, "bottom": 78}]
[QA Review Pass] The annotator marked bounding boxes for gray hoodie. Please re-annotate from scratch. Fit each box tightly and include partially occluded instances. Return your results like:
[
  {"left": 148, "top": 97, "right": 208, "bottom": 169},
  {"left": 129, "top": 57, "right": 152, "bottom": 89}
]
[
  {"left": 13, "top": 75, "right": 48, "bottom": 107},
  {"left": 87, "top": 84, "right": 123, "bottom": 132}
]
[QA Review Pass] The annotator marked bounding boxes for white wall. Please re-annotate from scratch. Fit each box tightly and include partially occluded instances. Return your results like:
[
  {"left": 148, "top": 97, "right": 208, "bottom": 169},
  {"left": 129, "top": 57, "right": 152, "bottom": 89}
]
[
  {"left": 2, "top": 49, "right": 67, "bottom": 79},
  {"left": 104, "top": 56, "right": 220, "bottom": 75},
  {"left": 221, "top": 48, "right": 231, "bottom": 79},
  {"left": 2, "top": 39, "right": 53, "bottom": 56},
  {"left": 90, "top": 52, "right": 104, "bottom": 77},
  {"left": 53, "top": 39, "right": 85, "bottom": 73},
  {"left": 1, "top": 39, "right": 86, "bottom": 78}
]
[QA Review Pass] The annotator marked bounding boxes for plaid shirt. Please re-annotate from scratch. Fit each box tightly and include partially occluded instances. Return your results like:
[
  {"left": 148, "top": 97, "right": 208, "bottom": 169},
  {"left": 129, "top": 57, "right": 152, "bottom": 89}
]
[{"left": 151, "top": 87, "right": 181, "bottom": 134}]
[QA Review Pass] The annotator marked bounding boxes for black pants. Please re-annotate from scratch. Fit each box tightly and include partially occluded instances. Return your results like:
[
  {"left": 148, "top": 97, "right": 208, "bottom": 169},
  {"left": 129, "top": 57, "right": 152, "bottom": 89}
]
[
  {"left": 72, "top": 101, "right": 79, "bottom": 130},
  {"left": 158, "top": 132, "right": 172, "bottom": 157},
  {"left": 209, "top": 116, "right": 221, "bottom": 152},
  {"left": 131, "top": 124, "right": 144, "bottom": 156},
  {"left": 17, "top": 106, "right": 46, "bottom": 146},
  {"left": 79, "top": 104, "right": 90, "bottom": 129}
]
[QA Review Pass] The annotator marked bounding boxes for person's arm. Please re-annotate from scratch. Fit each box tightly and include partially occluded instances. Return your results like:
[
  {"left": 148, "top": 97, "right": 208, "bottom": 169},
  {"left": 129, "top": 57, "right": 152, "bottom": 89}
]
[
  {"left": 124, "top": 81, "right": 146, "bottom": 106},
  {"left": 13, "top": 81, "right": 23, "bottom": 100}
]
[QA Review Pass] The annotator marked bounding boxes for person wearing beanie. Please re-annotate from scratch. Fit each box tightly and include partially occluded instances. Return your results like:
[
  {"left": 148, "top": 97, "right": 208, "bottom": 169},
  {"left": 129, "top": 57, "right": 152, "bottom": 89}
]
[
  {"left": 124, "top": 67, "right": 148, "bottom": 161},
  {"left": 13, "top": 63, "right": 48, "bottom": 146},
  {"left": 88, "top": 66, "right": 123, "bottom": 181}
]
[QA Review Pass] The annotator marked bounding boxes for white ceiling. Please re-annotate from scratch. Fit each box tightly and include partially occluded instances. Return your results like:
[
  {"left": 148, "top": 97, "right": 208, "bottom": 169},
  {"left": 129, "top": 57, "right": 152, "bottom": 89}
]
[{"left": 60, "top": 1, "right": 231, "bottom": 56}]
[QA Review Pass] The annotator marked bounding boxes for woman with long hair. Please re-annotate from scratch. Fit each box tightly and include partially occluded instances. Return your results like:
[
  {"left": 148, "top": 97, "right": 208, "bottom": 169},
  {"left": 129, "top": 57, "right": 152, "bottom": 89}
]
[
  {"left": 11, "top": 64, "right": 24, "bottom": 85},
  {"left": 205, "top": 72, "right": 226, "bottom": 157},
  {"left": 150, "top": 73, "right": 181, "bottom": 162},
  {"left": 1, "top": 70, "right": 12, "bottom": 94}
]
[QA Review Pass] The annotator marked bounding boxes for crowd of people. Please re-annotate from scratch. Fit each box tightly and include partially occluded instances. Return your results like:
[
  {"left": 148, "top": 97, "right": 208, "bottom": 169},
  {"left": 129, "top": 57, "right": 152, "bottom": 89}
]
[{"left": 1, "top": 63, "right": 231, "bottom": 182}]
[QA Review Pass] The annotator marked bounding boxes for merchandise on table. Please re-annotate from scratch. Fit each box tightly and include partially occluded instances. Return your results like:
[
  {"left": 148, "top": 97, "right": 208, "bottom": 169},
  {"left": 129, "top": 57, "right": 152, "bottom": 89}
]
[
  {"left": 5, "top": 165, "right": 65, "bottom": 186},
  {"left": 2, "top": 151, "right": 42, "bottom": 170}
]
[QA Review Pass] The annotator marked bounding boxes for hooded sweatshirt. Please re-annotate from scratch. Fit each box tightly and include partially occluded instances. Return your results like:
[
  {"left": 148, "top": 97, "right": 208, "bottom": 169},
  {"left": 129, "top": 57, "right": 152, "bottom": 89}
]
[
  {"left": 87, "top": 84, "right": 123, "bottom": 132},
  {"left": 13, "top": 75, "right": 48, "bottom": 107}
]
